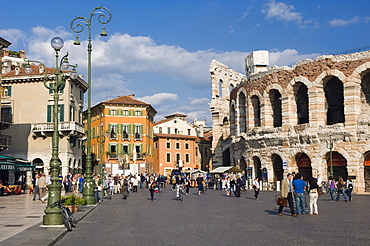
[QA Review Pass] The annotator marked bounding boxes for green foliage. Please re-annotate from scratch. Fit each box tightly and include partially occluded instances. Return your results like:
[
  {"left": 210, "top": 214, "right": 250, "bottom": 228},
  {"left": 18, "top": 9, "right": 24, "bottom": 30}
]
[{"left": 62, "top": 194, "right": 85, "bottom": 206}]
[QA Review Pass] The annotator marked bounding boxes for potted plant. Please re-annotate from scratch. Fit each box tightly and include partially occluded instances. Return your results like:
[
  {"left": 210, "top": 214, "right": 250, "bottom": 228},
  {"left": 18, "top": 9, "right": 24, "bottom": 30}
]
[{"left": 62, "top": 194, "right": 85, "bottom": 212}]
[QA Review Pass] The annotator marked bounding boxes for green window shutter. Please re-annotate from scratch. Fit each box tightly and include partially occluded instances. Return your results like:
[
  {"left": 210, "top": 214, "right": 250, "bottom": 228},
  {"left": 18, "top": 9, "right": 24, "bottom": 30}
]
[
  {"left": 128, "top": 110, "right": 132, "bottom": 116},
  {"left": 129, "top": 124, "right": 132, "bottom": 134},
  {"left": 7, "top": 86, "right": 12, "bottom": 96},
  {"left": 49, "top": 83, "right": 53, "bottom": 94},
  {"left": 47, "top": 105, "right": 52, "bottom": 122},
  {"left": 117, "top": 144, "right": 122, "bottom": 154},
  {"left": 108, "top": 124, "right": 112, "bottom": 136},
  {"left": 108, "top": 143, "right": 111, "bottom": 153},
  {"left": 141, "top": 110, "right": 143, "bottom": 116},
  {"left": 140, "top": 125, "right": 143, "bottom": 135},
  {"left": 140, "top": 144, "right": 143, "bottom": 154},
  {"left": 59, "top": 104, "right": 64, "bottom": 122}
]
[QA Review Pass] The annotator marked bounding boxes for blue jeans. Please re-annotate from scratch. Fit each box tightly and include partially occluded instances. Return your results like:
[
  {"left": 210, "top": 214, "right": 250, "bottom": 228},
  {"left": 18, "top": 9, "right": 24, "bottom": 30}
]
[
  {"left": 110, "top": 186, "right": 114, "bottom": 195},
  {"left": 140, "top": 182, "right": 144, "bottom": 189},
  {"left": 295, "top": 193, "right": 306, "bottom": 214},
  {"left": 94, "top": 190, "right": 101, "bottom": 203},
  {"left": 329, "top": 188, "right": 335, "bottom": 201},
  {"left": 336, "top": 189, "right": 347, "bottom": 201},
  {"left": 79, "top": 182, "right": 84, "bottom": 193}
]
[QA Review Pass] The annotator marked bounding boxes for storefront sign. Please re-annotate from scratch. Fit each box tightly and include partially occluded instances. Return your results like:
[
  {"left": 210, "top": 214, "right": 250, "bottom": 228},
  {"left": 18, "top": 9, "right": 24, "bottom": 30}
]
[{"left": 0, "top": 163, "right": 15, "bottom": 171}]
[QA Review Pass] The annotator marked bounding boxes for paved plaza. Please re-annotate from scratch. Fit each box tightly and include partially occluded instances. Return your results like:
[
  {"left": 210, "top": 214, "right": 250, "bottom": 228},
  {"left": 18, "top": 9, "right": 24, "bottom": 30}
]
[
  {"left": 1, "top": 188, "right": 369, "bottom": 246},
  {"left": 57, "top": 188, "right": 369, "bottom": 246}
]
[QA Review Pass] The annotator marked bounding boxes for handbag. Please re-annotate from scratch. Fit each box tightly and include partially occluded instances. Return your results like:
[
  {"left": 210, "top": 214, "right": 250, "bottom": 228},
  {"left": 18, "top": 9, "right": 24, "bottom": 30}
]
[
  {"left": 277, "top": 197, "right": 287, "bottom": 207},
  {"left": 317, "top": 188, "right": 322, "bottom": 196}
]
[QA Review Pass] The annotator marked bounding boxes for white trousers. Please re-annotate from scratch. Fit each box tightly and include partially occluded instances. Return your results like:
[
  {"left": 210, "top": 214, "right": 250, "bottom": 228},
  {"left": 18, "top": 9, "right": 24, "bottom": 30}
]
[{"left": 309, "top": 193, "right": 318, "bottom": 214}]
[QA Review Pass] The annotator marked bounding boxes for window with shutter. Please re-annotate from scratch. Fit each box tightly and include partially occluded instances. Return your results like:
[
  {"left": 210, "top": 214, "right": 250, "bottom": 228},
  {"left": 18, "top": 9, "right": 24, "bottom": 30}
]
[{"left": 47, "top": 105, "right": 52, "bottom": 122}]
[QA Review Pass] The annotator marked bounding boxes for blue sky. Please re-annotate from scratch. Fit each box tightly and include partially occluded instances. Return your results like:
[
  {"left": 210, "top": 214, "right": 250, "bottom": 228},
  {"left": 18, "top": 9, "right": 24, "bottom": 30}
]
[{"left": 1, "top": 0, "right": 370, "bottom": 124}]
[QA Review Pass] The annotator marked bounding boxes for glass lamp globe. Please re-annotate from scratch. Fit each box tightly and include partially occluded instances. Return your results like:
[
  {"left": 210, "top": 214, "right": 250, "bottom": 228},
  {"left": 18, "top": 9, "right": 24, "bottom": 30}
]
[{"left": 51, "top": 37, "right": 64, "bottom": 51}]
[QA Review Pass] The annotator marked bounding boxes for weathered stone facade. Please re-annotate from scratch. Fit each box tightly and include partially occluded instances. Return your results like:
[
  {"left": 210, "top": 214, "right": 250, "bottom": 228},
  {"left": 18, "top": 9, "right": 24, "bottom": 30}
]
[{"left": 210, "top": 50, "right": 370, "bottom": 193}]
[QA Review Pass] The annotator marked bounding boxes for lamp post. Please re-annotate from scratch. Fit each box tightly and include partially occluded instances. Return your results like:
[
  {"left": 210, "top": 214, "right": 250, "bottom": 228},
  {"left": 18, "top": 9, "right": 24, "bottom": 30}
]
[
  {"left": 70, "top": 7, "right": 112, "bottom": 205},
  {"left": 97, "top": 121, "right": 106, "bottom": 181},
  {"left": 327, "top": 136, "right": 334, "bottom": 178},
  {"left": 25, "top": 37, "right": 77, "bottom": 225}
]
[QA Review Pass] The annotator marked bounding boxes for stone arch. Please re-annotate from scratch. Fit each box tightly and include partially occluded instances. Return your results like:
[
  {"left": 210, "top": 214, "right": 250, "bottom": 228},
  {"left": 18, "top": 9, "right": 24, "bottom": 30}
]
[
  {"left": 218, "top": 79, "right": 223, "bottom": 98},
  {"left": 287, "top": 76, "right": 312, "bottom": 91},
  {"left": 252, "top": 156, "right": 263, "bottom": 181},
  {"left": 222, "top": 148, "right": 231, "bottom": 166},
  {"left": 269, "top": 89, "right": 282, "bottom": 127},
  {"left": 240, "top": 156, "right": 247, "bottom": 172},
  {"left": 237, "top": 90, "right": 247, "bottom": 134},
  {"left": 363, "top": 151, "right": 370, "bottom": 192},
  {"left": 272, "top": 154, "right": 283, "bottom": 184},
  {"left": 295, "top": 82, "right": 309, "bottom": 124},
  {"left": 247, "top": 90, "right": 263, "bottom": 128},
  {"left": 326, "top": 151, "right": 348, "bottom": 180},
  {"left": 230, "top": 103, "right": 236, "bottom": 136},
  {"left": 323, "top": 76, "right": 345, "bottom": 125},
  {"left": 32, "top": 158, "right": 44, "bottom": 175},
  {"left": 295, "top": 153, "right": 312, "bottom": 180},
  {"left": 222, "top": 117, "right": 230, "bottom": 138}
]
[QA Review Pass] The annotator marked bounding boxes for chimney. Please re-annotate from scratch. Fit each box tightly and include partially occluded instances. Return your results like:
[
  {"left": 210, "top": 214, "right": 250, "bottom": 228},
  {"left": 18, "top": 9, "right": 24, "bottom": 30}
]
[
  {"left": 128, "top": 94, "right": 135, "bottom": 98},
  {"left": 19, "top": 50, "right": 26, "bottom": 59},
  {"left": 3, "top": 48, "right": 9, "bottom": 57},
  {"left": 39, "top": 65, "right": 44, "bottom": 74},
  {"left": 15, "top": 66, "right": 20, "bottom": 75}
]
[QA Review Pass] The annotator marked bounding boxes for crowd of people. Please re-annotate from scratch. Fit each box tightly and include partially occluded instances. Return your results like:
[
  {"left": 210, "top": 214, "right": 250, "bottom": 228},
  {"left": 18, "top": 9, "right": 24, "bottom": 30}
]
[{"left": 277, "top": 173, "right": 354, "bottom": 217}]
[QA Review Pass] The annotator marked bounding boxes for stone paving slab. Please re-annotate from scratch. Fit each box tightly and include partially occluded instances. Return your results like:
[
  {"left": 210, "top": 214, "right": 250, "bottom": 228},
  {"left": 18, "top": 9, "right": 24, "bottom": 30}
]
[{"left": 0, "top": 192, "right": 100, "bottom": 246}]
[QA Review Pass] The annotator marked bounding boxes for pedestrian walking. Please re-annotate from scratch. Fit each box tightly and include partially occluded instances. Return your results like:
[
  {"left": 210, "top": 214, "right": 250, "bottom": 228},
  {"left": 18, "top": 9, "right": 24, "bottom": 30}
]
[
  {"left": 196, "top": 174, "right": 204, "bottom": 196},
  {"left": 278, "top": 173, "right": 296, "bottom": 216},
  {"left": 308, "top": 177, "right": 319, "bottom": 215},
  {"left": 328, "top": 176, "right": 336, "bottom": 202},
  {"left": 148, "top": 176, "right": 155, "bottom": 201},
  {"left": 253, "top": 177, "right": 260, "bottom": 200},
  {"left": 121, "top": 176, "right": 129, "bottom": 199},
  {"left": 346, "top": 177, "right": 354, "bottom": 201},
  {"left": 293, "top": 173, "right": 306, "bottom": 215},
  {"left": 93, "top": 175, "right": 102, "bottom": 203},
  {"left": 235, "top": 175, "right": 242, "bottom": 197},
  {"left": 184, "top": 174, "right": 190, "bottom": 195},
  {"left": 33, "top": 174, "right": 40, "bottom": 200},
  {"left": 336, "top": 176, "right": 347, "bottom": 202},
  {"left": 132, "top": 175, "right": 139, "bottom": 193},
  {"left": 78, "top": 175, "right": 84, "bottom": 193},
  {"left": 38, "top": 173, "right": 48, "bottom": 203}
]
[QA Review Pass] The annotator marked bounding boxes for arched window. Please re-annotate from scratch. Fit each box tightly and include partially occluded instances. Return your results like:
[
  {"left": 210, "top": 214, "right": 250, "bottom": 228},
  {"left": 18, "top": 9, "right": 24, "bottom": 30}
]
[
  {"left": 324, "top": 77, "right": 344, "bottom": 125},
  {"left": 230, "top": 105, "right": 236, "bottom": 136},
  {"left": 295, "top": 83, "right": 309, "bottom": 124},
  {"left": 238, "top": 92, "right": 247, "bottom": 133},
  {"left": 270, "top": 89, "right": 282, "bottom": 127},
  {"left": 361, "top": 72, "right": 370, "bottom": 105},
  {"left": 218, "top": 79, "right": 223, "bottom": 98},
  {"left": 251, "top": 95, "right": 261, "bottom": 127}
]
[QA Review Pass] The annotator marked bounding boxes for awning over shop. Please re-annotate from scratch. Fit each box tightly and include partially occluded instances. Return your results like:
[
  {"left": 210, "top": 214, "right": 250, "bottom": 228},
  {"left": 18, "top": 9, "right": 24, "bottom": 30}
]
[
  {"left": 0, "top": 161, "right": 15, "bottom": 171},
  {"left": 209, "top": 166, "right": 233, "bottom": 173},
  {"left": 0, "top": 155, "right": 34, "bottom": 172},
  {"left": 186, "top": 169, "right": 207, "bottom": 174}
]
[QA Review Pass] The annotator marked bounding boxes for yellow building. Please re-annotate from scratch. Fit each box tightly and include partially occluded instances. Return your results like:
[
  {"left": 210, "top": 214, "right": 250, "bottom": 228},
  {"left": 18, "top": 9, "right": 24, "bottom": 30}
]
[{"left": 88, "top": 94, "right": 157, "bottom": 175}]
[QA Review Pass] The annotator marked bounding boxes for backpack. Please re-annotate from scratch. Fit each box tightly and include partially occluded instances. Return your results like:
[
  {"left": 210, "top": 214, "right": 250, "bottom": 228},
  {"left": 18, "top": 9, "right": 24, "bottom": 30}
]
[{"left": 123, "top": 179, "right": 128, "bottom": 186}]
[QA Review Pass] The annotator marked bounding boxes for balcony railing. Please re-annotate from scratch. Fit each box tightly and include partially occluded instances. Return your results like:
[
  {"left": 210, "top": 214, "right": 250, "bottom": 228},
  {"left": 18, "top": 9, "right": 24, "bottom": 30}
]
[
  {"left": 1, "top": 112, "right": 12, "bottom": 124},
  {"left": 32, "top": 122, "right": 85, "bottom": 135}
]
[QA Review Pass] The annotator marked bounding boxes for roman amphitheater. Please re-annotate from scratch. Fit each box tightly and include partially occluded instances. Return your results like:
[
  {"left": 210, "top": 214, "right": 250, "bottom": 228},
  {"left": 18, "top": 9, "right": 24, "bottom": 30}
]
[{"left": 210, "top": 50, "right": 370, "bottom": 193}]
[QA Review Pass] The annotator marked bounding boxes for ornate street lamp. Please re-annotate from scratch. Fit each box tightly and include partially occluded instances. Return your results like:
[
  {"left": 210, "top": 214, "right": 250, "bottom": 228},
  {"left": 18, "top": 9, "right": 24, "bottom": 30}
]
[
  {"left": 25, "top": 37, "right": 77, "bottom": 225},
  {"left": 327, "top": 136, "right": 335, "bottom": 178},
  {"left": 70, "top": 7, "right": 112, "bottom": 205}
]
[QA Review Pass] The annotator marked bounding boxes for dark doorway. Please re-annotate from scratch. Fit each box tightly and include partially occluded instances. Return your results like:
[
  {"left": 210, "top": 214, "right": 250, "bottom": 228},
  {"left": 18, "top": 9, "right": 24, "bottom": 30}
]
[
  {"left": 251, "top": 96, "right": 261, "bottom": 127},
  {"left": 270, "top": 90, "right": 282, "bottom": 127},
  {"left": 238, "top": 92, "right": 246, "bottom": 133},
  {"left": 253, "top": 156, "right": 262, "bottom": 180},
  {"left": 364, "top": 153, "right": 370, "bottom": 192},
  {"left": 297, "top": 153, "right": 312, "bottom": 180},
  {"left": 327, "top": 152, "right": 348, "bottom": 180},
  {"left": 272, "top": 154, "right": 283, "bottom": 183},
  {"left": 325, "top": 77, "right": 344, "bottom": 125},
  {"left": 295, "top": 83, "right": 309, "bottom": 124},
  {"left": 222, "top": 148, "right": 231, "bottom": 166}
]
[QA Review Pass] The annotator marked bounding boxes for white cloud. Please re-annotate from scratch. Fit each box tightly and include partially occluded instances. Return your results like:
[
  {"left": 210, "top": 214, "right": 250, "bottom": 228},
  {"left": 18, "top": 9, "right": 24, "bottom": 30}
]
[
  {"left": 329, "top": 16, "right": 360, "bottom": 27},
  {"left": 0, "top": 28, "right": 25, "bottom": 48},
  {"left": 4, "top": 26, "right": 322, "bottom": 126},
  {"left": 269, "top": 49, "right": 320, "bottom": 66},
  {"left": 262, "top": 0, "right": 302, "bottom": 24},
  {"left": 137, "top": 93, "right": 178, "bottom": 105}
]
